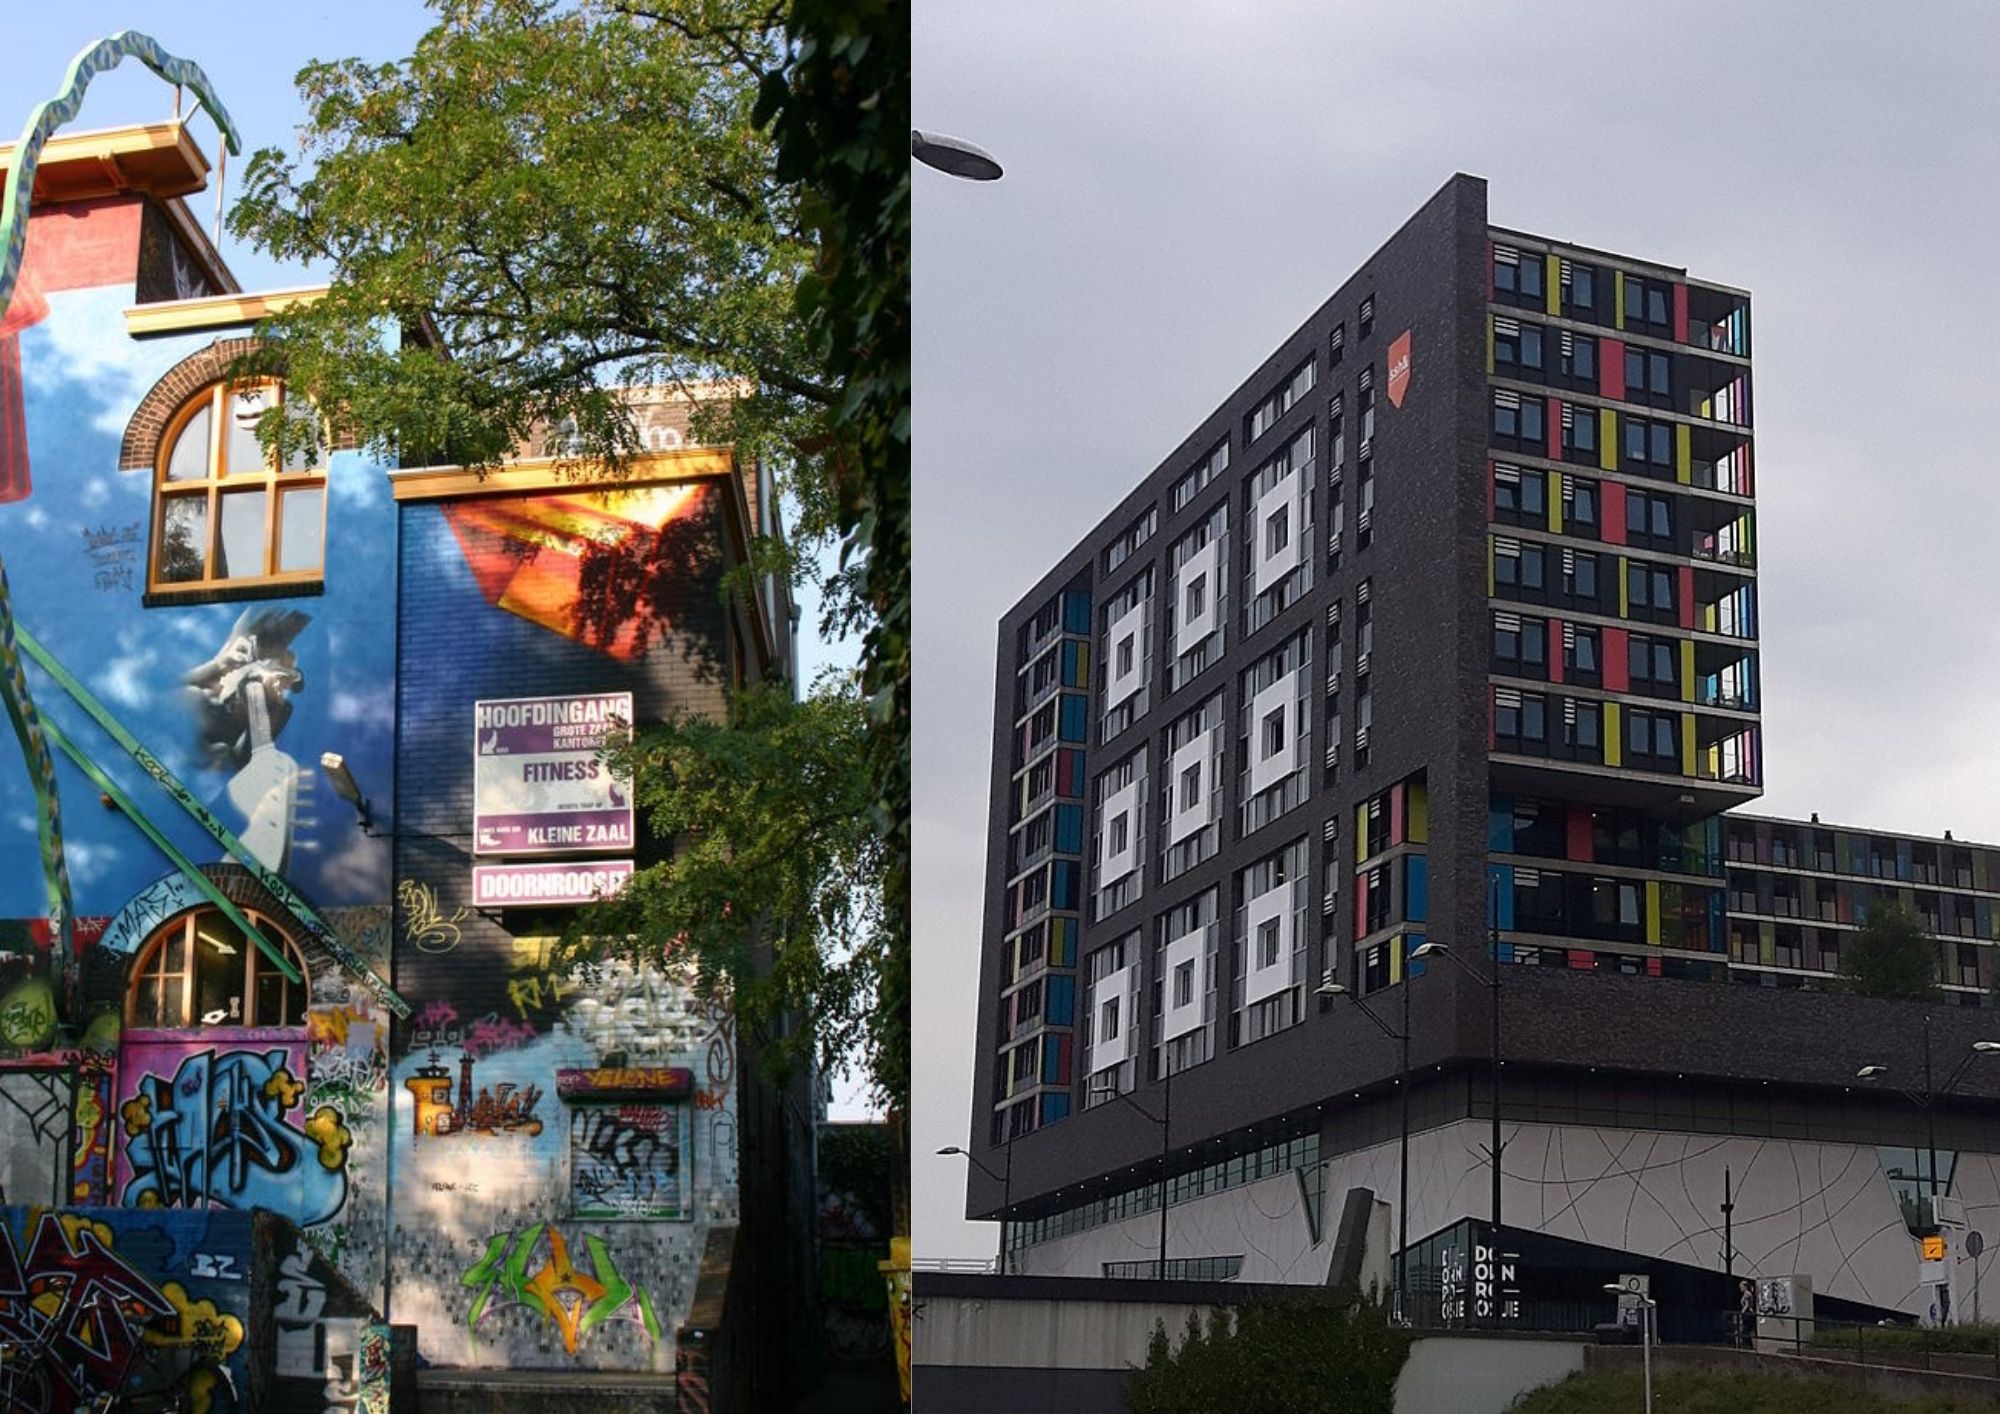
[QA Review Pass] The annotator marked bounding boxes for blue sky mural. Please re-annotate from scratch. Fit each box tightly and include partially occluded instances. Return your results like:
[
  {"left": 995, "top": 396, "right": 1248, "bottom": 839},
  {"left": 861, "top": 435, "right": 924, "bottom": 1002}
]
[{"left": 0, "top": 283, "right": 397, "bottom": 920}]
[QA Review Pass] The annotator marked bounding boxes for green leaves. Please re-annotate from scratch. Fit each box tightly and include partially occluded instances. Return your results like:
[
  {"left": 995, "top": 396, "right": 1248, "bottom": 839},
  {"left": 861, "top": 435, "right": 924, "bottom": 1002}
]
[
  {"left": 1838, "top": 898, "right": 1941, "bottom": 1000},
  {"left": 562, "top": 683, "right": 887, "bottom": 1103},
  {"left": 1123, "top": 1294, "right": 1412, "bottom": 1414}
]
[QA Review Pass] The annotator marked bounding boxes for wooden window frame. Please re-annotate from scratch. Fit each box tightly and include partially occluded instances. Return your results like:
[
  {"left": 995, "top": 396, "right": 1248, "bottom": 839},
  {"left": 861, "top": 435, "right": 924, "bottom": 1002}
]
[
  {"left": 125, "top": 907, "right": 309, "bottom": 1030},
  {"left": 149, "top": 380, "right": 328, "bottom": 595}
]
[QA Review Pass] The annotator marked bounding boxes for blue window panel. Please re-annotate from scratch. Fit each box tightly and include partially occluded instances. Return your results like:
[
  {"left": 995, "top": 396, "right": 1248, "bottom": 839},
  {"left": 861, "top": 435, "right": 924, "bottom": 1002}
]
[
  {"left": 1050, "top": 860, "right": 1078, "bottom": 911},
  {"left": 1489, "top": 796, "right": 1514, "bottom": 852},
  {"left": 1058, "top": 692, "right": 1089, "bottom": 742},
  {"left": 1063, "top": 591, "right": 1092, "bottom": 635},
  {"left": 1053, "top": 803, "right": 1084, "bottom": 855},
  {"left": 1045, "top": 973, "right": 1075, "bottom": 1027},
  {"left": 1405, "top": 855, "right": 1429, "bottom": 923},
  {"left": 1040, "top": 1091, "right": 1072, "bottom": 1125},
  {"left": 1404, "top": 932, "right": 1429, "bottom": 978}
]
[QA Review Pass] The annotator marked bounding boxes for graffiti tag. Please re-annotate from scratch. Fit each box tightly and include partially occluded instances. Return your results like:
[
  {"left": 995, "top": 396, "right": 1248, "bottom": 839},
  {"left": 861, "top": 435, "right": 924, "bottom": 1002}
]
[
  {"left": 397, "top": 878, "right": 467, "bottom": 954},
  {"left": 463, "top": 1224, "right": 660, "bottom": 1355}
]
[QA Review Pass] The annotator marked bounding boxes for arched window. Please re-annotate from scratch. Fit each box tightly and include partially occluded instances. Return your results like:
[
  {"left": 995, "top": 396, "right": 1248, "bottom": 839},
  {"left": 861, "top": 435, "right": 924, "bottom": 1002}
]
[
  {"left": 126, "top": 907, "right": 308, "bottom": 1029},
  {"left": 151, "top": 381, "right": 327, "bottom": 592}
]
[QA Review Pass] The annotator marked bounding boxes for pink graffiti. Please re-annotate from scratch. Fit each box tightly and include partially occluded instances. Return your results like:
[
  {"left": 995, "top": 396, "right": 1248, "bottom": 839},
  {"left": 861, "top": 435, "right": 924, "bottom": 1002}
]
[
  {"left": 462, "top": 1016, "right": 537, "bottom": 1060},
  {"left": 415, "top": 1000, "right": 459, "bottom": 1033}
]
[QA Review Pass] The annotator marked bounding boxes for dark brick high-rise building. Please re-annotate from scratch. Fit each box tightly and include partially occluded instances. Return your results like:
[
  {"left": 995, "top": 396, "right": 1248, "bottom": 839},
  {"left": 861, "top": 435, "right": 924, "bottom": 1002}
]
[{"left": 965, "top": 174, "right": 2000, "bottom": 1328}]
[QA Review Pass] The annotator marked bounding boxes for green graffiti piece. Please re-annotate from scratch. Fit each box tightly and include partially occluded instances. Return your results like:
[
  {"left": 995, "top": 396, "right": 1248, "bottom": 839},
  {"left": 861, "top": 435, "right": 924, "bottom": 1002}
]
[
  {"left": 576, "top": 1234, "right": 632, "bottom": 1342},
  {"left": 461, "top": 1231, "right": 515, "bottom": 1332},
  {"left": 0, "top": 974, "right": 54, "bottom": 1048},
  {"left": 637, "top": 1285, "right": 661, "bottom": 1345},
  {"left": 38, "top": 714, "right": 298, "bottom": 983},
  {"left": 19, "top": 628, "right": 406, "bottom": 1015},
  {"left": 0, "top": 34, "right": 243, "bottom": 987}
]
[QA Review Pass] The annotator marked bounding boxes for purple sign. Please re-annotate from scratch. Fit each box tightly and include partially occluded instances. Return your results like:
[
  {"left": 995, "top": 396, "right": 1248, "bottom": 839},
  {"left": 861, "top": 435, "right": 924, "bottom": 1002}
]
[
  {"left": 472, "top": 859, "right": 635, "bottom": 907},
  {"left": 473, "top": 692, "right": 635, "bottom": 856}
]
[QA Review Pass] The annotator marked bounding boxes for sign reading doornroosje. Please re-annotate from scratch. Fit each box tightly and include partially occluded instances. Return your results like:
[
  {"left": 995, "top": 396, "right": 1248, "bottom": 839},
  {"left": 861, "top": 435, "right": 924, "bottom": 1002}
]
[{"left": 473, "top": 692, "right": 634, "bottom": 855}]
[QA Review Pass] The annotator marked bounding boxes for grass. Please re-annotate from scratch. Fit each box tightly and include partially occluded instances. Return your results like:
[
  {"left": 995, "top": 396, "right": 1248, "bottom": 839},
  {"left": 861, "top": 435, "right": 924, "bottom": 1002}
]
[
  {"left": 1508, "top": 1369, "right": 2000, "bottom": 1414},
  {"left": 1812, "top": 1321, "right": 2000, "bottom": 1358}
]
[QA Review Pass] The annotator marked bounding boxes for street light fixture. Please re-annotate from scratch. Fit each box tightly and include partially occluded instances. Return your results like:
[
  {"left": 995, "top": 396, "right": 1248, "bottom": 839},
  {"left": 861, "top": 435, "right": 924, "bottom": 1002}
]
[
  {"left": 1408, "top": 929, "right": 1505, "bottom": 1249},
  {"left": 938, "top": 1143, "right": 1015, "bottom": 1272},
  {"left": 1603, "top": 1282, "right": 1657, "bottom": 1414},
  {"left": 911, "top": 129, "right": 1004, "bottom": 181},
  {"left": 1856, "top": 1028, "right": 2000, "bottom": 1236},
  {"left": 1317, "top": 975, "right": 1411, "bottom": 1320}
]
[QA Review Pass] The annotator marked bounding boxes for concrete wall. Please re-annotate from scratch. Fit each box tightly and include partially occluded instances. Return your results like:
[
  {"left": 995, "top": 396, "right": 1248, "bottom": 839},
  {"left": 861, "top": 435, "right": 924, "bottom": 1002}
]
[
  {"left": 1395, "top": 1335, "right": 1584, "bottom": 1414},
  {"left": 1013, "top": 1115, "right": 2000, "bottom": 1319}
]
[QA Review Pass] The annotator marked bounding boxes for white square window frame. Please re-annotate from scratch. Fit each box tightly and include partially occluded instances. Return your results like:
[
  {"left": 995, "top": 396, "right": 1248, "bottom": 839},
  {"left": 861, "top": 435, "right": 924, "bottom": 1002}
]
[
  {"left": 1243, "top": 880, "right": 1295, "bottom": 1006},
  {"left": 1252, "top": 466, "right": 1301, "bottom": 595},
  {"left": 1176, "top": 539, "right": 1220, "bottom": 647},
  {"left": 1166, "top": 730, "right": 1214, "bottom": 845},
  {"left": 1097, "top": 779, "right": 1143, "bottom": 886},
  {"left": 1102, "top": 598, "right": 1147, "bottom": 711},
  {"left": 1248, "top": 668, "right": 1303, "bottom": 797},
  {"left": 1161, "top": 925, "right": 1205, "bottom": 1043}
]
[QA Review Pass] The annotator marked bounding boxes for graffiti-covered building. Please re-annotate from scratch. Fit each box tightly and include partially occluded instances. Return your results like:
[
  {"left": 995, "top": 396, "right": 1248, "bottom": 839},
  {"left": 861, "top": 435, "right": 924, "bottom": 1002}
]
[{"left": 0, "top": 117, "right": 810, "bottom": 1409}]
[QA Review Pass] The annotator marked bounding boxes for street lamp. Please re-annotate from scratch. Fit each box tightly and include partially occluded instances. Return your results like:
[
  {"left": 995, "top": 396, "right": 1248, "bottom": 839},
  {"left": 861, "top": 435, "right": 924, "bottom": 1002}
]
[
  {"left": 1604, "top": 1282, "right": 1657, "bottom": 1414},
  {"left": 1098, "top": 1077, "right": 1172, "bottom": 1277},
  {"left": 911, "top": 129, "right": 1004, "bottom": 181},
  {"left": 1318, "top": 976, "right": 1410, "bottom": 1319},
  {"left": 1855, "top": 1028, "right": 2000, "bottom": 1229},
  {"left": 1410, "top": 927, "right": 1504, "bottom": 1245},
  {"left": 938, "top": 1143, "right": 1014, "bottom": 1272}
]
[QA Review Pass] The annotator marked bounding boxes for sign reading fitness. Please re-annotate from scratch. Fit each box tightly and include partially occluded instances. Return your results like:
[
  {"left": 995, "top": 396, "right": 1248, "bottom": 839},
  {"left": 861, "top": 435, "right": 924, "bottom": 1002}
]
[{"left": 473, "top": 692, "right": 635, "bottom": 856}]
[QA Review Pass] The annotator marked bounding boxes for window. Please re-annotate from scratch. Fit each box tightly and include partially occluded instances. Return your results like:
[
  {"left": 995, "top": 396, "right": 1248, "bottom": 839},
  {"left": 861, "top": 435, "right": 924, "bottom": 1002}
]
[
  {"left": 1493, "top": 391, "right": 1544, "bottom": 444},
  {"left": 1185, "top": 575, "right": 1207, "bottom": 623},
  {"left": 1567, "top": 477, "right": 1598, "bottom": 529},
  {"left": 1116, "top": 635, "right": 1135, "bottom": 677},
  {"left": 1108, "top": 812, "right": 1129, "bottom": 856},
  {"left": 1626, "top": 561, "right": 1676, "bottom": 617},
  {"left": 1565, "top": 625, "right": 1600, "bottom": 675},
  {"left": 1266, "top": 504, "right": 1290, "bottom": 558},
  {"left": 1567, "top": 550, "right": 1600, "bottom": 602},
  {"left": 1630, "top": 491, "right": 1673, "bottom": 543},
  {"left": 1625, "top": 276, "right": 1671, "bottom": 330},
  {"left": 1330, "top": 322, "right": 1346, "bottom": 368},
  {"left": 1100, "top": 996, "right": 1120, "bottom": 1041},
  {"left": 1174, "top": 960, "right": 1195, "bottom": 1008},
  {"left": 128, "top": 907, "right": 308, "bottom": 1029},
  {"left": 1628, "top": 633, "right": 1677, "bottom": 689},
  {"left": 1262, "top": 708, "right": 1286, "bottom": 758},
  {"left": 1561, "top": 333, "right": 1595, "bottom": 383},
  {"left": 1172, "top": 439, "right": 1231, "bottom": 513},
  {"left": 1568, "top": 700, "right": 1602, "bottom": 752},
  {"left": 1494, "top": 319, "right": 1544, "bottom": 372},
  {"left": 1494, "top": 466, "right": 1545, "bottom": 520},
  {"left": 1623, "top": 416, "right": 1675, "bottom": 470},
  {"left": 151, "top": 382, "right": 327, "bottom": 592},
  {"left": 1492, "top": 613, "right": 1546, "bottom": 673},
  {"left": 1626, "top": 708, "right": 1680, "bottom": 764},
  {"left": 1562, "top": 406, "right": 1597, "bottom": 458},
  {"left": 1493, "top": 246, "right": 1543, "bottom": 303},
  {"left": 1248, "top": 358, "right": 1316, "bottom": 443},
  {"left": 1181, "top": 764, "right": 1202, "bottom": 812},
  {"left": 1565, "top": 263, "right": 1597, "bottom": 315},
  {"left": 1493, "top": 541, "right": 1546, "bottom": 592},
  {"left": 1625, "top": 347, "right": 1673, "bottom": 403},
  {"left": 1105, "top": 506, "right": 1158, "bottom": 574},
  {"left": 1257, "top": 917, "right": 1281, "bottom": 969},
  {"left": 1359, "top": 295, "right": 1375, "bottom": 339}
]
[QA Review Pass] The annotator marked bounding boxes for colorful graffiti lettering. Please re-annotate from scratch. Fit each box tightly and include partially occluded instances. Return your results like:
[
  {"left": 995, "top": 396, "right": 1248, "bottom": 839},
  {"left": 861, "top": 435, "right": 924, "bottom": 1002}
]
[
  {"left": 555, "top": 1066, "right": 693, "bottom": 1099},
  {"left": 569, "top": 1104, "right": 689, "bottom": 1219},
  {"left": 463, "top": 1224, "right": 659, "bottom": 1356},
  {"left": 396, "top": 878, "right": 466, "bottom": 955},
  {"left": 461, "top": 1014, "right": 537, "bottom": 1059},
  {"left": 402, "top": 1051, "right": 542, "bottom": 1138},
  {"left": 119, "top": 1048, "right": 348, "bottom": 1224},
  {"left": 0, "top": 1212, "right": 244, "bottom": 1408},
  {"left": 0, "top": 973, "right": 54, "bottom": 1048}
]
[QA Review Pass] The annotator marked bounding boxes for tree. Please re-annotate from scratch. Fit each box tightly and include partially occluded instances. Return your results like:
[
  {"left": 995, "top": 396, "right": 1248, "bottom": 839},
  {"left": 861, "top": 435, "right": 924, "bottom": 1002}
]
[
  {"left": 226, "top": 0, "right": 910, "bottom": 1109},
  {"left": 1125, "top": 1295, "right": 1411, "bottom": 1414},
  {"left": 1839, "top": 898, "right": 1939, "bottom": 1000},
  {"left": 754, "top": 0, "right": 911, "bottom": 1115},
  {"left": 565, "top": 683, "right": 888, "bottom": 1097}
]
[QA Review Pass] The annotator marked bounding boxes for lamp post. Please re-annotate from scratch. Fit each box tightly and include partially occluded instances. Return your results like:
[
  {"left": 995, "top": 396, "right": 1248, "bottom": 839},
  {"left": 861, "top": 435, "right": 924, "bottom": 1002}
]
[
  {"left": 1604, "top": 1283, "right": 1657, "bottom": 1414},
  {"left": 1410, "top": 919, "right": 1504, "bottom": 1244},
  {"left": 911, "top": 130, "right": 1004, "bottom": 181},
  {"left": 1318, "top": 976, "right": 1410, "bottom": 1319},
  {"left": 1100, "top": 1073, "right": 1172, "bottom": 1276},
  {"left": 938, "top": 1143, "right": 1013, "bottom": 1272},
  {"left": 1856, "top": 1030, "right": 2000, "bottom": 1228}
]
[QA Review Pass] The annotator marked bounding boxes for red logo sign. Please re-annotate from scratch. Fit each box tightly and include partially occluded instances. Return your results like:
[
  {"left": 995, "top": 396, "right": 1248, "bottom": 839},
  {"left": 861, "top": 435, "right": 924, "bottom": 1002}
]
[{"left": 1386, "top": 329, "right": 1412, "bottom": 408}]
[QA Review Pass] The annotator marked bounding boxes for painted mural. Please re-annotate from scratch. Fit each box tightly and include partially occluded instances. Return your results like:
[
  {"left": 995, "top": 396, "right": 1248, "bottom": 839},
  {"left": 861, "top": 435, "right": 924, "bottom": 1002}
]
[{"left": 0, "top": 282, "right": 397, "bottom": 922}]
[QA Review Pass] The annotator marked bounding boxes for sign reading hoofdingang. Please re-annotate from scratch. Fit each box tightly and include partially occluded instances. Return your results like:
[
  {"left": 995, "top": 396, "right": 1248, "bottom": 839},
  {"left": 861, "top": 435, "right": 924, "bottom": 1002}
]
[{"left": 473, "top": 692, "right": 634, "bottom": 855}]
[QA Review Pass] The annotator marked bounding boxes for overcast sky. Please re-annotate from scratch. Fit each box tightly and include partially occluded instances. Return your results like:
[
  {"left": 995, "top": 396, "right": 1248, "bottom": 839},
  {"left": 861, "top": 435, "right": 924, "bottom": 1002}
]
[{"left": 914, "top": 0, "right": 2000, "bottom": 1260}]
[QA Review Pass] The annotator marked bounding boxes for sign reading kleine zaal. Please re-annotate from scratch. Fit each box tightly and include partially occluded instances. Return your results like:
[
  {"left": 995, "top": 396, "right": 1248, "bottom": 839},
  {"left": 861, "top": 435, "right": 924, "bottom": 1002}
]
[{"left": 472, "top": 692, "right": 635, "bottom": 856}]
